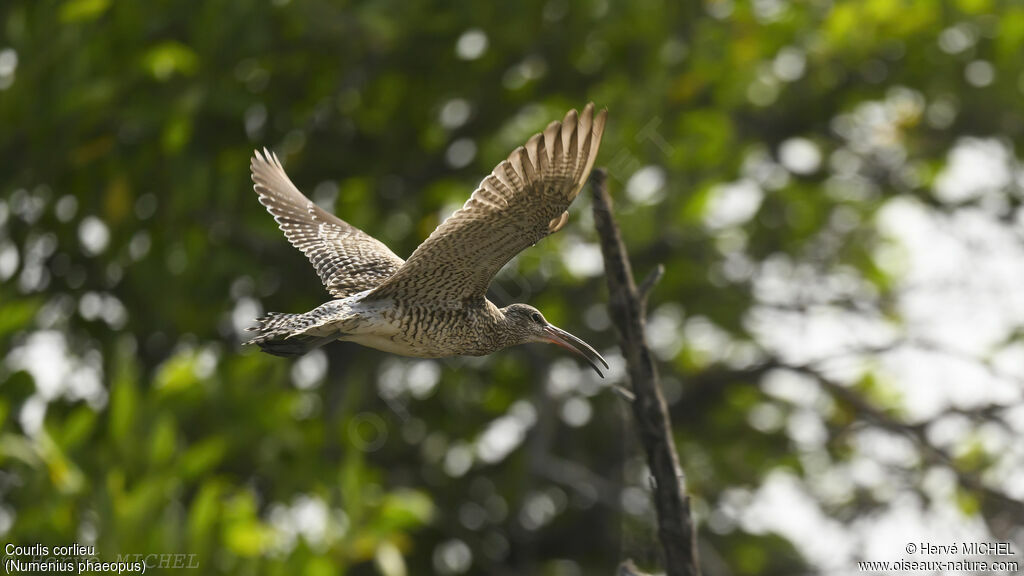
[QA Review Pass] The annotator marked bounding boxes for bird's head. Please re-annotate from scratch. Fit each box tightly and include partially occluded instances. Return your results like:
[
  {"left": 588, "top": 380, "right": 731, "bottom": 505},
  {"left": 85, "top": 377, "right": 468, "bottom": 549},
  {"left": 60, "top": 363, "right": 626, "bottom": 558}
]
[{"left": 499, "top": 303, "right": 609, "bottom": 377}]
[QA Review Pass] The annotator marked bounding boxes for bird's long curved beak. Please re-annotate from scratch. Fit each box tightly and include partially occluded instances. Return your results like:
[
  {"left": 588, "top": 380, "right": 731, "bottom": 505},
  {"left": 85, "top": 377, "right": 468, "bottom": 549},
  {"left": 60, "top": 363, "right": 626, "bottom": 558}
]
[{"left": 543, "top": 324, "right": 609, "bottom": 378}]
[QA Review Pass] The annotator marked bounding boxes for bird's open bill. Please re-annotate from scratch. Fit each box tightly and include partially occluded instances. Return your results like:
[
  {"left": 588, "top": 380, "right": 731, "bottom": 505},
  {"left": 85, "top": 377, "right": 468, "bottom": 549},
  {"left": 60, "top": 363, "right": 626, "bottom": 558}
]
[{"left": 543, "top": 324, "right": 610, "bottom": 378}]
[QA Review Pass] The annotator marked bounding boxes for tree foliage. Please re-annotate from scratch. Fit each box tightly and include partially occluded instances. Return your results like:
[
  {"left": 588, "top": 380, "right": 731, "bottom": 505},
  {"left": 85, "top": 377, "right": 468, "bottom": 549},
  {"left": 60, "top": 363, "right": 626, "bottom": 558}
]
[{"left": 2, "top": 0, "right": 1023, "bottom": 574}]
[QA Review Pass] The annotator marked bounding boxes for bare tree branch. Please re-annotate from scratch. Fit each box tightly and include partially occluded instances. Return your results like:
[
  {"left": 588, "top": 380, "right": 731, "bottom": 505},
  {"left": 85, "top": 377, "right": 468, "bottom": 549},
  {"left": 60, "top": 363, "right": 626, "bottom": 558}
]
[
  {"left": 784, "top": 363, "right": 1024, "bottom": 520},
  {"left": 590, "top": 169, "right": 701, "bottom": 576},
  {"left": 619, "top": 559, "right": 656, "bottom": 576},
  {"left": 638, "top": 264, "right": 665, "bottom": 305},
  {"left": 679, "top": 355, "right": 1024, "bottom": 530}
]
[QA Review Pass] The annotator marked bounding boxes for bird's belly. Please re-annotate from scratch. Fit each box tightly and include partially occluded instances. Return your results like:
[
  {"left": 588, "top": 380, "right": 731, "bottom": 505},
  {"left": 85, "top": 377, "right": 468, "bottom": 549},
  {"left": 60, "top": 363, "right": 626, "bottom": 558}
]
[
  {"left": 341, "top": 299, "right": 496, "bottom": 358},
  {"left": 342, "top": 333, "right": 446, "bottom": 358}
]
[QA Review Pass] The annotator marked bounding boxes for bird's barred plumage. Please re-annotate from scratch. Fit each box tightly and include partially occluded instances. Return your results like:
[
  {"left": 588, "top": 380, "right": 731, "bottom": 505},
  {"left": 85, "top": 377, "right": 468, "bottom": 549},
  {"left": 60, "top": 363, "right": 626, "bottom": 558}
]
[
  {"left": 246, "top": 104, "right": 608, "bottom": 364},
  {"left": 247, "top": 299, "right": 355, "bottom": 357},
  {"left": 367, "top": 103, "right": 607, "bottom": 305},
  {"left": 251, "top": 150, "right": 405, "bottom": 298}
]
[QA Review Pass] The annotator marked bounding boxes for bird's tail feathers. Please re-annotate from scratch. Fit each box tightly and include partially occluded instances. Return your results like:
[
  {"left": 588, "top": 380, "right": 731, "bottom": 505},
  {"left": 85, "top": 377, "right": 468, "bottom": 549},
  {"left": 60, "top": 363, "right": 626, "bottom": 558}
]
[{"left": 245, "top": 312, "right": 334, "bottom": 358}]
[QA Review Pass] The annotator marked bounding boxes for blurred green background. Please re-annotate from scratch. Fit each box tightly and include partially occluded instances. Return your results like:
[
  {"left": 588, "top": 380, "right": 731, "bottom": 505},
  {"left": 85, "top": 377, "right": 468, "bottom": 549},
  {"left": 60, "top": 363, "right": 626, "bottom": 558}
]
[{"left": 3, "top": 0, "right": 1024, "bottom": 574}]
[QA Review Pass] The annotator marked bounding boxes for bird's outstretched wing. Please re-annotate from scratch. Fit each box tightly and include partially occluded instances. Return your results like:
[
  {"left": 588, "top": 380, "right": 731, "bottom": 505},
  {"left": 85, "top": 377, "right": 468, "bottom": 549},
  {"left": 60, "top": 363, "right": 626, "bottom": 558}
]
[
  {"left": 367, "top": 103, "right": 607, "bottom": 304},
  {"left": 251, "top": 149, "right": 405, "bottom": 298}
]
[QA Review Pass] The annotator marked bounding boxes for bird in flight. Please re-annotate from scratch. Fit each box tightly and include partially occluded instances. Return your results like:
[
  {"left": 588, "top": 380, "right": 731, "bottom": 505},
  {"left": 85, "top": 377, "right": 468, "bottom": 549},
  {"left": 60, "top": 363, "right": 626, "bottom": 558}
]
[{"left": 246, "top": 103, "right": 609, "bottom": 376}]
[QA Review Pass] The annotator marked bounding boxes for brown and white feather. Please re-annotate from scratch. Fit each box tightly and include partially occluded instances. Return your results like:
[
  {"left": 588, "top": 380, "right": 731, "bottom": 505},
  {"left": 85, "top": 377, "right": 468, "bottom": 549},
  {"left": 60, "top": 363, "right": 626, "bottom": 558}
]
[
  {"left": 250, "top": 149, "right": 405, "bottom": 298},
  {"left": 367, "top": 103, "right": 607, "bottom": 304}
]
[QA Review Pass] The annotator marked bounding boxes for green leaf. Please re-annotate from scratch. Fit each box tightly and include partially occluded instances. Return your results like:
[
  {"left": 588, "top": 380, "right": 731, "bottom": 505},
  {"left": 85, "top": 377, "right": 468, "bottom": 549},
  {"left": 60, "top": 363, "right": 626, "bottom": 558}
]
[
  {"left": 162, "top": 114, "right": 193, "bottom": 154},
  {"left": 179, "top": 437, "right": 228, "bottom": 479},
  {"left": 0, "top": 432, "right": 43, "bottom": 468},
  {"left": 109, "top": 358, "right": 139, "bottom": 447},
  {"left": 224, "top": 520, "right": 273, "bottom": 557},
  {"left": 0, "top": 298, "right": 41, "bottom": 338},
  {"left": 188, "top": 481, "right": 223, "bottom": 547},
  {"left": 955, "top": 487, "right": 981, "bottom": 516},
  {"left": 307, "top": 556, "right": 340, "bottom": 576},
  {"left": 1, "top": 371, "right": 35, "bottom": 407},
  {"left": 56, "top": 406, "right": 97, "bottom": 452},
  {"left": 376, "top": 490, "right": 434, "bottom": 532},
  {"left": 58, "top": 0, "right": 110, "bottom": 23},
  {"left": 39, "top": 435, "right": 85, "bottom": 495},
  {"left": 221, "top": 491, "right": 274, "bottom": 556},
  {"left": 148, "top": 416, "right": 178, "bottom": 467},
  {"left": 154, "top": 350, "right": 200, "bottom": 393},
  {"left": 954, "top": 0, "right": 992, "bottom": 14},
  {"left": 142, "top": 42, "right": 198, "bottom": 81}
]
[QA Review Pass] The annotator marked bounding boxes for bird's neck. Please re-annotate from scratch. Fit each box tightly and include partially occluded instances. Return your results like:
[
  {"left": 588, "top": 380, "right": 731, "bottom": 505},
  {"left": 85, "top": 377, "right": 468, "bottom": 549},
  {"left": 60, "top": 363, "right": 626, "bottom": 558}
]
[{"left": 484, "top": 301, "right": 521, "bottom": 351}]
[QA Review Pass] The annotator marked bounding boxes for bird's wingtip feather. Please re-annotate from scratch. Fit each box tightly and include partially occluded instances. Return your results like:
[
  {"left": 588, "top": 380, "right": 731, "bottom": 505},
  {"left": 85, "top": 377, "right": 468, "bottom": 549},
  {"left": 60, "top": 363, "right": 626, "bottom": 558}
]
[
  {"left": 525, "top": 133, "right": 543, "bottom": 167},
  {"left": 563, "top": 108, "right": 579, "bottom": 128}
]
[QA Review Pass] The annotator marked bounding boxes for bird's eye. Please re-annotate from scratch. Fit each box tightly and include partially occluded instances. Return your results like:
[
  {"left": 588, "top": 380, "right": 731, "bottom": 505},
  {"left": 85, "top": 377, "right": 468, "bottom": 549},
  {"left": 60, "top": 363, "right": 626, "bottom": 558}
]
[{"left": 531, "top": 313, "right": 543, "bottom": 323}]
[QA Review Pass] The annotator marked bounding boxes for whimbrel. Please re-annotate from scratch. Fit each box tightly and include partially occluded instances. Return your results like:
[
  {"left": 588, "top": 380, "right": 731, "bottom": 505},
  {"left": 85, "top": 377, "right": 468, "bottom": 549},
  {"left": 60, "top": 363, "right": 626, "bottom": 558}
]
[{"left": 246, "top": 103, "right": 609, "bottom": 376}]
